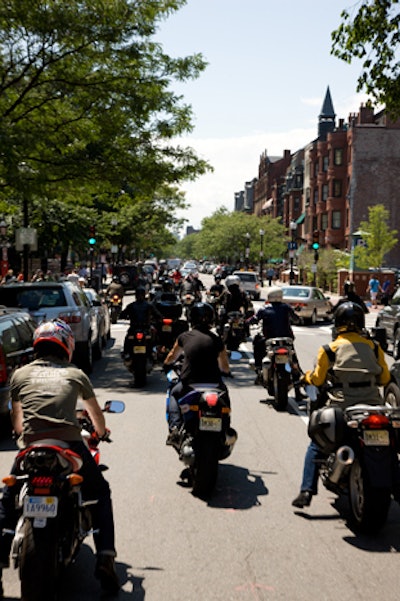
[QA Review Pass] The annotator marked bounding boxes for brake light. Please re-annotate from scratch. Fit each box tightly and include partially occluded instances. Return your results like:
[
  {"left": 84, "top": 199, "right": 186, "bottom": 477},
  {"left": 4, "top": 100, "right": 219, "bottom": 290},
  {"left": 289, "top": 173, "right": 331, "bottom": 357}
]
[
  {"left": 276, "top": 348, "right": 288, "bottom": 355},
  {"left": 362, "top": 413, "right": 390, "bottom": 429},
  {"left": 0, "top": 346, "right": 7, "bottom": 385},
  {"left": 163, "top": 319, "right": 173, "bottom": 325},
  {"left": 59, "top": 312, "right": 82, "bottom": 324},
  {"left": 31, "top": 475, "right": 54, "bottom": 494},
  {"left": 136, "top": 332, "right": 144, "bottom": 341},
  {"left": 204, "top": 392, "right": 218, "bottom": 407}
]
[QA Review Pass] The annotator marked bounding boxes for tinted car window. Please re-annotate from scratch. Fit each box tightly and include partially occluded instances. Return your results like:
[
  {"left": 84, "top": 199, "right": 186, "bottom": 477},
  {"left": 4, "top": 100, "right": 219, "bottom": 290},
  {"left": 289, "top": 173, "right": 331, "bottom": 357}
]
[
  {"left": 0, "top": 319, "right": 21, "bottom": 354},
  {"left": 0, "top": 287, "right": 67, "bottom": 310},
  {"left": 13, "top": 315, "right": 35, "bottom": 347}
]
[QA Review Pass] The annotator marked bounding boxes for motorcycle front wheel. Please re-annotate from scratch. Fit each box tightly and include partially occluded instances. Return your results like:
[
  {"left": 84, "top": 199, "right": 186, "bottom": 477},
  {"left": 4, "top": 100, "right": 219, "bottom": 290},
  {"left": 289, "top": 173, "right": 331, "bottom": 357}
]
[
  {"left": 191, "top": 435, "right": 220, "bottom": 498},
  {"left": 348, "top": 458, "right": 391, "bottom": 533},
  {"left": 20, "top": 519, "right": 59, "bottom": 601}
]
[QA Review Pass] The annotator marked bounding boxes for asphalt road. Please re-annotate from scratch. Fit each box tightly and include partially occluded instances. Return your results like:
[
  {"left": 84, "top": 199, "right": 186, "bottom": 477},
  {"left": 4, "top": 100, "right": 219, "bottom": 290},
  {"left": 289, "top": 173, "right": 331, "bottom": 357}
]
[{"left": 0, "top": 278, "right": 399, "bottom": 601}]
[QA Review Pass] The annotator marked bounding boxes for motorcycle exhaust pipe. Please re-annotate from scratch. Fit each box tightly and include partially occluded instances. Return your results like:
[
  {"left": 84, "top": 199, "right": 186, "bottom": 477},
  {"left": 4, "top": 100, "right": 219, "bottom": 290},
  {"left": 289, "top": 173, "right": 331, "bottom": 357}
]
[{"left": 329, "top": 445, "right": 355, "bottom": 484}]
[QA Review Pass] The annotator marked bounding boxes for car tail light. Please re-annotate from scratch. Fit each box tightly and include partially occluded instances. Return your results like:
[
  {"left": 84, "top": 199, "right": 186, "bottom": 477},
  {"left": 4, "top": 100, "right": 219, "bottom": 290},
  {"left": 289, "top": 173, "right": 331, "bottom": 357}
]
[{"left": 59, "top": 312, "right": 82, "bottom": 324}]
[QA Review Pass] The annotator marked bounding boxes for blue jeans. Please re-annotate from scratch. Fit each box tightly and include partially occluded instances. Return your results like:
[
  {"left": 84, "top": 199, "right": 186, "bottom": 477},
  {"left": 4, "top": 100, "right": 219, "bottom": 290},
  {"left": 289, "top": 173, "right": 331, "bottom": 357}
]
[{"left": 300, "top": 440, "right": 324, "bottom": 494}]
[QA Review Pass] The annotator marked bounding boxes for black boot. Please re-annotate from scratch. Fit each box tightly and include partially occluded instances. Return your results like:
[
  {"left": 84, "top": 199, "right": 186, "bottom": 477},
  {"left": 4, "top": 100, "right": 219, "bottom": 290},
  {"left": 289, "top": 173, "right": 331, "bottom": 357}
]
[{"left": 95, "top": 554, "right": 120, "bottom": 595}]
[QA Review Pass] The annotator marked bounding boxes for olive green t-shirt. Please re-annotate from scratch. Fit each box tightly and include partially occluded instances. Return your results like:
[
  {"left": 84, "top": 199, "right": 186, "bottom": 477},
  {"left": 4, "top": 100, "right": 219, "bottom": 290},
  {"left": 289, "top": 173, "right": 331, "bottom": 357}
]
[{"left": 10, "top": 357, "right": 95, "bottom": 445}]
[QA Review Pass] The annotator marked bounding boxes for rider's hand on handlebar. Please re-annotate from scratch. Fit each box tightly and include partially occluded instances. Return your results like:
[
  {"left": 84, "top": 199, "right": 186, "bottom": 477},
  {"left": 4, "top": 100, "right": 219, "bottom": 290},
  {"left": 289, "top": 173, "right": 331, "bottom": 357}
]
[{"left": 95, "top": 428, "right": 111, "bottom": 442}]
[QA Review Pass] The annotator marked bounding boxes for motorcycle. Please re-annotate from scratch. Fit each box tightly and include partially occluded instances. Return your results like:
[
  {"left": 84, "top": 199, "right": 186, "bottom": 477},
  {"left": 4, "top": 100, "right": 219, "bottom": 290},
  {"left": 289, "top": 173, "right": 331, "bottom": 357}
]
[
  {"left": 2, "top": 400, "right": 125, "bottom": 601},
  {"left": 108, "top": 293, "right": 122, "bottom": 324},
  {"left": 166, "top": 365, "right": 237, "bottom": 498},
  {"left": 308, "top": 391, "right": 400, "bottom": 533},
  {"left": 256, "top": 336, "right": 296, "bottom": 411},
  {"left": 122, "top": 326, "right": 154, "bottom": 387},
  {"left": 153, "top": 292, "right": 189, "bottom": 363},
  {"left": 222, "top": 310, "right": 246, "bottom": 351}
]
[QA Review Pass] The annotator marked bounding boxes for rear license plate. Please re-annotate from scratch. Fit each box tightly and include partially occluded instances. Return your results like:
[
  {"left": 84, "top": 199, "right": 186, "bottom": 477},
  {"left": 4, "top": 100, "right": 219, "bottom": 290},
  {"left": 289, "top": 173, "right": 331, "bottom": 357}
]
[
  {"left": 23, "top": 496, "right": 58, "bottom": 518},
  {"left": 232, "top": 323, "right": 241, "bottom": 329},
  {"left": 363, "top": 430, "right": 390, "bottom": 446},
  {"left": 162, "top": 325, "right": 172, "bottom": 332},
  {"left": 275, "top": 355, "right": 288, "bottom": 364},
  {"left": 133, "top": 346, "right": 146, "bottom": 354},
  {"left": 199, "top": 417, "right": 222, "bottom": 432}
]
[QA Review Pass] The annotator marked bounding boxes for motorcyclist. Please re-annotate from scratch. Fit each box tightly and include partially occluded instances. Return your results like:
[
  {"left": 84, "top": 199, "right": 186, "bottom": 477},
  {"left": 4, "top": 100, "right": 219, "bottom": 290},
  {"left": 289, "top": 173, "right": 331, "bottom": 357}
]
[
  {"left": 209, "top": 274, "right": 225, "bottom": 298},
  {"left": 106, "top": 275, "right": 125, "bottom": 299},
  {"left": 292, "top": 302, "right": 390, "bottom": 509},
  {"left": 0, "top": 320, "right": 119, "bottom": 595},
  {"left": 120, "top": 286, "right": 163, "bottom": 357},
  {"left": 220, "top": 275, "right": 250, "bottom": 314},
  {"left": 247, "top": 286, "right": 304, "bottom": 400},
  {"left": 163, "top": 302, "right": 232, "bottom": 446}
]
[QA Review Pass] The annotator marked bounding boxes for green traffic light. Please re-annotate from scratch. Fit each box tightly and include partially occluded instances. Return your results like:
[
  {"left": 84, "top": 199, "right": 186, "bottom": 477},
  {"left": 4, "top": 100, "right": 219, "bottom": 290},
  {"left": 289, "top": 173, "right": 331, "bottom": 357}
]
[
  {"left": 88, "top": 237, "right": 96, "bottom": 245},
  {"left": 312, "top": 242, "right": 319, "bottom": 249}
]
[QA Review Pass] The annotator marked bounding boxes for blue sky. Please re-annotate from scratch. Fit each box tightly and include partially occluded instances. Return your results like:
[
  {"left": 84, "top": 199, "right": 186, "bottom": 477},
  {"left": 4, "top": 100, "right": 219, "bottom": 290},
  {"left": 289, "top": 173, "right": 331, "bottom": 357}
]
[{"left": 155, "top": 1, "right": 368, "bottom": 232}]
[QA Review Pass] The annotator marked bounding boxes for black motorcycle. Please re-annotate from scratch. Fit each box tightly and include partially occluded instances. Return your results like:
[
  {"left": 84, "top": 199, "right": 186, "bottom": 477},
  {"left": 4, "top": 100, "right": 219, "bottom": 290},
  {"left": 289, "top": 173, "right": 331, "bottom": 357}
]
[
  {"left": 122, "top": 327, "right": 154, "bottom": 387},
  {"left": 253, "top": 335, "right": 296, "bottom": 411},
  {"left": 222, "top": 310, "right": 246, "bottom": 351},
  {"left": 153, "top": 292, "right": 189, "bottom": 363}
]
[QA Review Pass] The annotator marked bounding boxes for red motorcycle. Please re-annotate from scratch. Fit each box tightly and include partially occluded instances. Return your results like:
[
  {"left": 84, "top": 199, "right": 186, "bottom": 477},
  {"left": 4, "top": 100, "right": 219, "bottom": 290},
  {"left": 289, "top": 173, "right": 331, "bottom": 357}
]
[{"left": 2, "top": 400, "right": 124, "bottom": 601}]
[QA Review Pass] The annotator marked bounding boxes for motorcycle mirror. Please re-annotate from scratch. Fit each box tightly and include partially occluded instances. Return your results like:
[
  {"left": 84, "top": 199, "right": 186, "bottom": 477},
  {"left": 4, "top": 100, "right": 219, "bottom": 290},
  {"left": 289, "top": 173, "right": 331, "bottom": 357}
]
[
  {"left": 229, "top": 350, "right": 242, "bottom": 361},
  {"left": 103, "top": 400, "right": 125, "bottom": 414}
]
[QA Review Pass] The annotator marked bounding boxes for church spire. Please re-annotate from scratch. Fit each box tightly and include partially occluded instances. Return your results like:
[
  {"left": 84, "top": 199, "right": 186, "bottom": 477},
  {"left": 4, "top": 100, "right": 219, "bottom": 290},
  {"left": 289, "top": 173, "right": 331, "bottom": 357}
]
[{"left": 318, "top": 86, "right": 336, "bottom": 140}]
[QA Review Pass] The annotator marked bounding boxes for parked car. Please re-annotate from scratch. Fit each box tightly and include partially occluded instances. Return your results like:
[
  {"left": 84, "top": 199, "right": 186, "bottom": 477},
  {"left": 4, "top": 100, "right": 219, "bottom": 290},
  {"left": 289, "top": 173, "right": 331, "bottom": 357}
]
[
  {"left": 83, "top": 288, "right": 111, "bottom": 358},
  {"left": 233, "top": 270, "right": 261, "bottom": 300},
  {"left": 384, "top": 361, "right": 400, "bottom": 406},
  {"left": 0, "top": 282, "right": 98, "bottom": 373},
  {"left": 0, "top": 308, "right": 37, "bottom": 431},
  {"left": 281, "top": 285, "right": 333, "bottom": 325},
  {"left": 376, "top": 287, "right": 400, "bottom": 359}
]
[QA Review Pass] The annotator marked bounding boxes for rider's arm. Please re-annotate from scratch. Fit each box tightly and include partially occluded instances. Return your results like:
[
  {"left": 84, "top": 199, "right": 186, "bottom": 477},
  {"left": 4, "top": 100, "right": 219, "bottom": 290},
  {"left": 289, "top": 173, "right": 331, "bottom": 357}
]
[
  {"left": 218, "top": 347, "right": 231, "bottom": 375},
  {"left": 376, "top": 344, "right": 391, "bottom": 386},
  {"left": 303, "top": 345, "right": 331, "bottom": 387},
  {"left": 164, "top": 339, "right": 183, "bottom": 366},
  {"left": 84, "top": 396, "right": 107, "bottom": 438},
  {"left": 10, "top": 400, "right": 23, "bottom": 436}
]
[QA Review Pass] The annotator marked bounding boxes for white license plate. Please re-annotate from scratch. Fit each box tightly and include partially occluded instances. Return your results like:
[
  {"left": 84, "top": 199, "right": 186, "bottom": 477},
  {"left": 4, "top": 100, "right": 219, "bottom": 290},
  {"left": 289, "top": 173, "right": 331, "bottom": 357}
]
[
  {"left": 133, "top": 346, "right": 146, "bottom": 354},
  {"left": 162, "top": 325, "right": 172, "bottom": 332},
  {"left": 23, "top": 496, "right": 58, "bottom": 518},
  {"left": 199, "top": 417, "right": 222, "bottom": 432},
  {"left": 275, "top": 355, "right": 288, "bottom": 364},
  {"left": 363, "top": 430, "right": 390, "bottom": 446}
]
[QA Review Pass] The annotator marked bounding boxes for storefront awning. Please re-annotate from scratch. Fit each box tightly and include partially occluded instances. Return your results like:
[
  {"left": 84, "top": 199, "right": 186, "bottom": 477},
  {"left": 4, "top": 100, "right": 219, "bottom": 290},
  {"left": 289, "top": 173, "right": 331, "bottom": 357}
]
[{"left": 295, "top": 212, "right": 305, "bottom": 225}]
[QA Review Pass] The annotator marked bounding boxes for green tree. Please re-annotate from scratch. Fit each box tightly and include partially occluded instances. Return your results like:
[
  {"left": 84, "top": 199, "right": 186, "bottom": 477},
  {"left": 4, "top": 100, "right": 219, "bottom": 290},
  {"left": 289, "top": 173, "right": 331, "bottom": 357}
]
[
  {"left": 0, "top": 0, "right": 210, "bottom": 229},
  {"left": 354, "top": 204, "right": 397, "bottom": 268},
  {"left": 331, "top": 1, "right": 400, "bottom": 116}
]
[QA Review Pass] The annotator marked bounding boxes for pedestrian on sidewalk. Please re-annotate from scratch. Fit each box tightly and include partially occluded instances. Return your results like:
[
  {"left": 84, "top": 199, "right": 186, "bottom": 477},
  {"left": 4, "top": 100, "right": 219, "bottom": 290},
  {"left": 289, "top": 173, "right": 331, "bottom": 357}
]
[{"left": 366, "top": 274, "right": 382, "bottom": 309}]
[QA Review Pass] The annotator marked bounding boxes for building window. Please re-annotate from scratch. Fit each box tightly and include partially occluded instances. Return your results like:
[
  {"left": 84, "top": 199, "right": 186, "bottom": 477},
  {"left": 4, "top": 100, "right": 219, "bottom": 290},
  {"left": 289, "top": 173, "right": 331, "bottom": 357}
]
[
  {"left": 322, "top": 214, "right": 328, "bottom": 230},
  {"left": 313, "top": 188, "right": 318, "bottom": 204},
  {"left": 322, "top": 184, "right": 328, "bottom": 201},
  {"left": 294, "top": 196, "right": 300, "bottom": 210},
  {"left": 334, "top": 148, "right": 343, "bottom": 166},
  {"left": 332, "top": 210, "right": 341, "bottom": 229},
  {"left": 314, "top": 162, "right": 318, "bottom": 177},
  {"left": 333, "top": 179, "right": 342, "bottom": 197},
  {"left": 305, "top": 188, "right": 311, "bottom": 206},
  {"left": 323, "top": 156, "right": 329, "bottom": 172}
]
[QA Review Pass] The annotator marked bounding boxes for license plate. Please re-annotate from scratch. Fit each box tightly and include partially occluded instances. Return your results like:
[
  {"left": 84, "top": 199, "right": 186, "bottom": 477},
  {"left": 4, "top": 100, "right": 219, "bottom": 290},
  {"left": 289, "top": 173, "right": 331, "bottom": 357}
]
[
  {"left": 232, "top": 323, "right": 241, "bottom": 329},
  {"left": 363, "top": 430, "right": 390, "bottom": 446},
  {"left": 199, "top": 417, "right": 222, "bottom": 432},
  {"left": 133, "top": 346, "right": 146, "bottom": 354},
  {"left": 275, "top": 355, "right": 288, "bottom": 364},
  {"left": 162, "top": 325, "right": 172, "bottom": 332},
  {"left": 23, "top": 496, "right": 58, "bottom": 518}
]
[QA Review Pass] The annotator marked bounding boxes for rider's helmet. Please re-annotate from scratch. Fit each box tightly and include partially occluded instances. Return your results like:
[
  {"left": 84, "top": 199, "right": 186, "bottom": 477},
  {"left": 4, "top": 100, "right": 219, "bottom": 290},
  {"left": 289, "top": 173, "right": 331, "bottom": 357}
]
[
  {"left": 267, "top": 286, "right": 283, "bottom": 302},
  {"left": 190, "top": 302, "right": 214, "bottom": 328},
  {"left": 112, "top": 275, "right": 120, "bottom": 283},
  {"left": 33, "top": 319, "right": 75, "bottom": 362},
  {"left": 334, "top": 301, "right": 365, "bottom": 334},
  {"left": 225, "top": 275, "right": 241, "bottom": 290},
  {"left": 308, "top": 406, "right": 346, "bottom": 453},
  {"left": 135, "top": 286, "right": 146, "bottom": 300},
  {"left": 214, "top": 274, "right": 222, "bottom": 282}
]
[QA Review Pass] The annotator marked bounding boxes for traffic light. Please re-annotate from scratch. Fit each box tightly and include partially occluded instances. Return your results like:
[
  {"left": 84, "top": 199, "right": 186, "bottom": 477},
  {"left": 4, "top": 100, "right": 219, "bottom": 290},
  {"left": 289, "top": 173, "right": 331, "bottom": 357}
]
[
  {"left": 312, "top": 242, "right": 319, "bottom": 262},
  {"left": 88, "top": 225, "right": 96, "bottom": 246}
]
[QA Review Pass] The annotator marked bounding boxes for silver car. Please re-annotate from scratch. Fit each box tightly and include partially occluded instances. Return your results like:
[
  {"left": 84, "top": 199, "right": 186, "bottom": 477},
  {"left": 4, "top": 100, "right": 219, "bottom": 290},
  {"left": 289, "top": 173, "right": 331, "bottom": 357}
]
[
  {"left": 83, "top": 287, "right": 111, "bottom": 359},
  {"left": 233, "top": 271, "right": 261, "bottom": 300},
  {"left": 281, "top": 285, "right": 333, "bottom": 325},
  {"left": 0, "top": 281, "right": 98, "bottom": 373}
]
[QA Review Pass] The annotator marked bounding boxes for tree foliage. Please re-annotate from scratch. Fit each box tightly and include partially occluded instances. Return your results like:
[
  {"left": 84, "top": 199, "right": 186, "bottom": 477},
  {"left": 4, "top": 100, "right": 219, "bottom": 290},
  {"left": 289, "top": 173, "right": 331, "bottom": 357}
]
[
  {"left": 353, "top": 204, "right": 397, "bottom": 268},
  {"left": 331, "top": 1, "right": 400, "bottom": 115},
  {"left": 0, "top": 0, "right": 210, "bottom": 254}
]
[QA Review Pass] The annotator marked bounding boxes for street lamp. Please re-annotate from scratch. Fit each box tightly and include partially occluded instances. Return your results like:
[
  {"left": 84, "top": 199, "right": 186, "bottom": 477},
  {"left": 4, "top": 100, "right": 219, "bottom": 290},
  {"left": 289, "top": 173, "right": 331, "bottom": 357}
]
[
  {"left": 0, "top": 218, "right": 9, "bottom": 280},
  {"left": 259, "top": 228, "right": 265, "bottom": 286},
  {"left": 245, "top": 232, "right": 250, "bottom": 269},
  {"left": 289, "top": 220, "right": 297, "bottom": 285}
]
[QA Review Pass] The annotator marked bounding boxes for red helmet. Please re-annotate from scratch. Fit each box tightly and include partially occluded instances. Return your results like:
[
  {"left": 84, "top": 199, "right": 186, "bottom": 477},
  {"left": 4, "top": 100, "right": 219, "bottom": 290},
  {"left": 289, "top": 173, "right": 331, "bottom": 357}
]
[{"left": 33, "top": 319, "right": 75, "bottom": 361}]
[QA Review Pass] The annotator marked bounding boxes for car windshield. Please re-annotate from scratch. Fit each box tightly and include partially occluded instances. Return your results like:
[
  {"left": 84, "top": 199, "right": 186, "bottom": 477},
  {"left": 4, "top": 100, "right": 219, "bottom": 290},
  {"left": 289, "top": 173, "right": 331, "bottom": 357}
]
[{"left": 282, "top": 287, "right": 310, "bottom": 298}]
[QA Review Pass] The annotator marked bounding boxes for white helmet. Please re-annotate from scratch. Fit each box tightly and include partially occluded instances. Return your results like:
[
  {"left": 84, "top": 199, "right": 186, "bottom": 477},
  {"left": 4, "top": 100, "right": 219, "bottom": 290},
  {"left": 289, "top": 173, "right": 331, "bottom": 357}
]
[
  {"left": 225, "top": 275, "right": 241, "bottom": 289},
  {"left": 267, "top": 286, "right": 283, "bottom": 302}
]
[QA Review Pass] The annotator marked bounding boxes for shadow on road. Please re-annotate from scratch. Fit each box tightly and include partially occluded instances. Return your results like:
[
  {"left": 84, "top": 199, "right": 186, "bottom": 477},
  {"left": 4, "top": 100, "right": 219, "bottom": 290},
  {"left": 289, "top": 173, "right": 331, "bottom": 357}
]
[{"left": 207, "top": 464, "right": 269, "bottom": 510}]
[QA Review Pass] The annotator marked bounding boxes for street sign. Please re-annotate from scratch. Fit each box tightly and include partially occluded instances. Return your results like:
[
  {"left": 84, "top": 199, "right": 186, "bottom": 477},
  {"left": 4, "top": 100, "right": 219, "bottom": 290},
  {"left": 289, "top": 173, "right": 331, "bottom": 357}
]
[
  {"left": 15, "top": 227, "right": 38, "bottom": 251},
  {"left": 288, "top": 241, "right": 297, "bottom": 250}
]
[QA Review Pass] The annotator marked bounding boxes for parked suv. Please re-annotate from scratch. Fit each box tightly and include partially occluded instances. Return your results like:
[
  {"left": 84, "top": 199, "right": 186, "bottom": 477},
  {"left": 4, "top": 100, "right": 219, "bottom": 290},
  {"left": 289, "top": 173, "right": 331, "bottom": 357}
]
[
  {"left": 376, "top": 286, "right": 400, "bottom": 359},
  {"left": 0, "top": 308, "right": 36, "bottom": 431},
  {"left": 0, "top": 282, "right": 98, "bottom": 373}
]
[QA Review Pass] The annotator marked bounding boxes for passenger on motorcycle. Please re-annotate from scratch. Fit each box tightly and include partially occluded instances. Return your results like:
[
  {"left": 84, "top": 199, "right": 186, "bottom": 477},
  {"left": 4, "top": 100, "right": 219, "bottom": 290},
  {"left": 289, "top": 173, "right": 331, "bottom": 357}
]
[
  {"left": 247, "top": 286, "right": 304, "bottom": 400},
  {"left": 120, "top": 286, "right": 163, "bottom": 357},
  {"left": 106, "top": 275, "right": 125, "bottom": 299},
  {"left": 163, "top": 302, "right": 232, "bottom": 447},
  {"left": 0, "top": 320, "right": 119, "bottom": 595},
  {"left": 292, "top": 302, "right": 390, "bottom": 509}
]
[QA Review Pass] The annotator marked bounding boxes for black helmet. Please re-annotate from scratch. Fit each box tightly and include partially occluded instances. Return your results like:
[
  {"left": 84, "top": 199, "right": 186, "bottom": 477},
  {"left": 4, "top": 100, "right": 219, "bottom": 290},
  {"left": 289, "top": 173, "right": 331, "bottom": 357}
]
[
  {"left": 135, "top": 286, "right": 146, "bottom": 300},
  {"left": 214, "top": 274, "right": 222, "bottom": 282},
  {"left": 334, "top": 301, "right": 365, "bottom": 333},
  {"left": 112, "top": 275, "right": 120, "bottom": 283},
  {"left": 190, "top": 302, "right": 214, "bottom": 327}
]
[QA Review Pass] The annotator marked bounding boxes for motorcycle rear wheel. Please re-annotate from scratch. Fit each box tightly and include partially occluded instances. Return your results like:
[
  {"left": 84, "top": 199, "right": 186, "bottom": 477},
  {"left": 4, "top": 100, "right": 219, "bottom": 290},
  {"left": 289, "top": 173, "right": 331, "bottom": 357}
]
[
  {"left": 20, "top": 519, "right": 59, "bottom": 601},
  {"left": 191, "top": 435, "right": 220, "bottom": 498},
  {"left": 272, "top": 371, "right": 289, "bottom": 411},
  {"left": 348, "top": 458, "right": 391, "bottom": 533}
]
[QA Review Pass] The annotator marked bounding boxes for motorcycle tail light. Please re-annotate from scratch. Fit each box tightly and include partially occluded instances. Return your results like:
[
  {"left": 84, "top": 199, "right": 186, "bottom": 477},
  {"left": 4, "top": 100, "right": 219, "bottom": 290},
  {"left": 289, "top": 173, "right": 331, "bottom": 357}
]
[
  {"left": 204, "top": 392, "right": 218, "bottom": 407},
  {"left": 362, "top": 413, "right": 390, "bottom": 429},
  {"left": 276, "top": 348, "right": 288, "bottom": 355},
  {"left": 31, "top": 476, "right": 54, "bottom": 494},
  {"left": 163, "top": 318, "right": 173, "bottom": 325},
  {"left": 136, "top": 332, "right": 144, "bottom": 341}
]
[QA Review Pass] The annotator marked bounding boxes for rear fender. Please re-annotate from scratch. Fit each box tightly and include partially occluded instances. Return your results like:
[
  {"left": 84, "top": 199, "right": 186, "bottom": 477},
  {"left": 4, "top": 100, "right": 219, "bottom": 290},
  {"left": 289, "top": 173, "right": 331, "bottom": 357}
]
[{"left": 361, "top": 445, "right": 395, "bottom": 488}]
